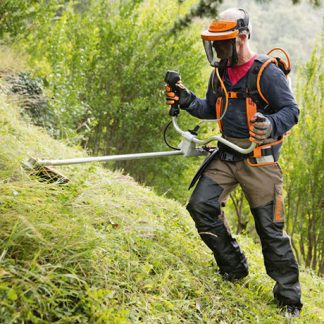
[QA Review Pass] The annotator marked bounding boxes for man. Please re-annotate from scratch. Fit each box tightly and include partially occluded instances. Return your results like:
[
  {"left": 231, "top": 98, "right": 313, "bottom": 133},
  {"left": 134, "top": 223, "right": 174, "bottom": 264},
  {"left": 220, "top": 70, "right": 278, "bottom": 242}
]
[{"left": 165, "top": 8, "right": 302, "bottom": 318}]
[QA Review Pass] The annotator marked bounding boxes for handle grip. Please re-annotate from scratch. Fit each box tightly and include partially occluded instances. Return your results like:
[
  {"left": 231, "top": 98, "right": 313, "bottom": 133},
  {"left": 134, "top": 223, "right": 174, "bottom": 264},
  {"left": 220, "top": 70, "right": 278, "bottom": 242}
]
[
  {"left": 165, "top": 70, "right": 181, "bottom": 116},
  {"left": 165, "top": 70, "right": 181, "bottom": 89},
  {"left": 254, "top": 116, "right": 266, "bottom": 123},
  {"left": 251, "top": 113, "right": 267, "bottom": 123}
]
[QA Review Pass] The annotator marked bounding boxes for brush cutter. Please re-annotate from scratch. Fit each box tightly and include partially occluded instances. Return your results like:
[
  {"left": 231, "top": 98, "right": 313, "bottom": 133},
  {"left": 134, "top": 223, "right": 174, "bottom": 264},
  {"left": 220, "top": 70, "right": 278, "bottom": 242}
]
[
  {"left": 24, "top": 116, "right": 256, "bottom": 183},
  {"left": 23, "top": 70, "right": 256, "bottom": 183}
]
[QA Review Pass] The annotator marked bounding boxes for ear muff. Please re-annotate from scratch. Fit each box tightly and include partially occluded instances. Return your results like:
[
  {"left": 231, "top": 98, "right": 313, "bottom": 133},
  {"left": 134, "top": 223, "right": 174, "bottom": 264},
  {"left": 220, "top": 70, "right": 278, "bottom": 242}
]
[{"left": 238, "top": 8, "right": 250, "bottom": 38}]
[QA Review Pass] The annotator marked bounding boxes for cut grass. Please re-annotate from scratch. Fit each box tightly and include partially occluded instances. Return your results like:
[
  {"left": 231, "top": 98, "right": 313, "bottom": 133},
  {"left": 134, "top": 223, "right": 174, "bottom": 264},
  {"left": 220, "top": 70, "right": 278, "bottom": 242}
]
[{"left": 0, "top": 90, "right": 323, "bottom": 323}]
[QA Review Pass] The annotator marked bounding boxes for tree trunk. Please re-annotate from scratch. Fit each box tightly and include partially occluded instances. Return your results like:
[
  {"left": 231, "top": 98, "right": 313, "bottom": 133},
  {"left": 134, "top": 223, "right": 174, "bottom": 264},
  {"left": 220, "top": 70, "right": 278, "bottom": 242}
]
[
  {"left": 230, "top": 191, "right": 248, "bottom": 235},
  {"left": 306, "top": 213, "right": 313, "bottom": 268},
  {"left": 300, "top": 230, "right": 305, "bottom": 262},
  {"left": 291, "top": 237, "right": 301, "bottom": 264}
]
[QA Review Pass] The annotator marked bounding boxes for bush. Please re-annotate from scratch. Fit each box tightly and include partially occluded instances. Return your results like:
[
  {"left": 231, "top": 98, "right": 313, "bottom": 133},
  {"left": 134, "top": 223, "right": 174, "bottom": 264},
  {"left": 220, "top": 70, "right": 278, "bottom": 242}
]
[{"left": 21, "top": 0, "right": 208, "bottom": 201}]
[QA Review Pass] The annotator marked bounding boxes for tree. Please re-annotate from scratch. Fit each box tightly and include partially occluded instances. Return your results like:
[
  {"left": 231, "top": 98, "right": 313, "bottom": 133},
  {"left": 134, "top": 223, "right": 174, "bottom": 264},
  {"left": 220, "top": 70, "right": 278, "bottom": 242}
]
[
  {"left": 20, "top": 0, "right": 208, "bottom": 201},
  {"left": 169, "top": 0, "right": 322, "bottom": 34},
  {"left": 282, "top": 40, "right": 324, "bottom": 274}
]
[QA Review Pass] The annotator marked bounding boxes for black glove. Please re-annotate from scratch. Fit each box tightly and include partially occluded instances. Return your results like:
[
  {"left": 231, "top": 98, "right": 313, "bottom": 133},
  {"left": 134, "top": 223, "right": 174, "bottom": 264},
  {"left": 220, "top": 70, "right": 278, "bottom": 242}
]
[
  {"left": 165, "top": 81, "right": 193, "bottom": 109},
  {"left": 249, "top": 112, "right": 273, "bottom": 144}
]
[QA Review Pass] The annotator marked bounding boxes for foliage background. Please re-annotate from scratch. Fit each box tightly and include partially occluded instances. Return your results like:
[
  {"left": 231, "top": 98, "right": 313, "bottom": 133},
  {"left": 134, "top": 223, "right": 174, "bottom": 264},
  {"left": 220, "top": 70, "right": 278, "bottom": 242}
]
[
  {"left": 0, "top": 0, "right": 323, "bottom": 322},
  {"left": 0, "top": 0, "right": 323, "bottom": 274},
  {"left": 0, "top": 88, "right": 323, "bottom": 322}
]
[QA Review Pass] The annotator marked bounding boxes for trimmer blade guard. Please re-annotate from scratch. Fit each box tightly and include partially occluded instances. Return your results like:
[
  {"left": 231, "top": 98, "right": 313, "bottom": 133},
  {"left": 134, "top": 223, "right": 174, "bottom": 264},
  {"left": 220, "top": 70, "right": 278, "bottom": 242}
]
[{"left": 23, "top": 157, "right": 69, "bottom": 184}]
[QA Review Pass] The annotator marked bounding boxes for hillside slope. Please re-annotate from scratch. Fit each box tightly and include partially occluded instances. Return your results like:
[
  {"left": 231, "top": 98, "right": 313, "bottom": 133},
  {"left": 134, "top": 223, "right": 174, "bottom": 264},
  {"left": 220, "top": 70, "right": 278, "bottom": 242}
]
[{"left": 0, "top": 86, "right": 323, "bottom": 323}]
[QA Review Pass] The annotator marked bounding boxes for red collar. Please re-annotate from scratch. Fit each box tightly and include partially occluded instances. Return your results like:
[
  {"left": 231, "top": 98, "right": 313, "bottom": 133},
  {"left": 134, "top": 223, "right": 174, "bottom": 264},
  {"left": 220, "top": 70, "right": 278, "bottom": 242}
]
[{"left": 227, "top": 54, "right": 257, "bottom": 86}]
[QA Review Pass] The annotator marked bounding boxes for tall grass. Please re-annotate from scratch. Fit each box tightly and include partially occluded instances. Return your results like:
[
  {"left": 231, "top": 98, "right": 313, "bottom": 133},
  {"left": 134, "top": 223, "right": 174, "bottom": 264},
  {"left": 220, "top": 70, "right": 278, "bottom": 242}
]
[
  {"left": 0, "top": 46, "right": 26, "bottom": 74},
  {"left": 0, "top": 87, "right": 323, "bottom": 322}
]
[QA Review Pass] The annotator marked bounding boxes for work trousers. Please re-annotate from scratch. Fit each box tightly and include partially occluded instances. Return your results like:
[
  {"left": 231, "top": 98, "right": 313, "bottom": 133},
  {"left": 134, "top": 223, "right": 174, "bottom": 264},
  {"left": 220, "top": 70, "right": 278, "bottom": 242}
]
[{"left": 186, "top": 156, "right": 302, "bottom": 309}]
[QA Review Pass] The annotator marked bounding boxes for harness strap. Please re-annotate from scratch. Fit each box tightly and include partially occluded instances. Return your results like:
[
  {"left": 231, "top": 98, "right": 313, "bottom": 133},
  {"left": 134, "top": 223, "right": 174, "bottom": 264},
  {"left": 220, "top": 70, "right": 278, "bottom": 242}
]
[
  {"left": 227, "top": 91, "right": 248, "bottom": 99},
  {"left": 252, "top": 137, "right": 283, "bottom": 157},
  {"left": 216, "top": 96, "right": 260, "bottom": 139},
  {"left": 215, "top": 94, "right": 283, "bottom": 165},
  {"left": 245, "top": 96, "right": 284, "bottom": 164},
  {"left": 256, "top": 57, "right": 278, "bottom": 105},
  {"left": 214, "top": 54, "right": 288, "bottom": 166},
  {"left": 228, "top": 91, "right": 239, "bottom": 99},
  {"left": 246, "top": 97, "right": 257, "bottom": 130},
  {"left": 216, "top": 97, "right": 223, "bottom": 132},
  {"left": 247, "top": 136, "right": 284, "bottom": 166}
]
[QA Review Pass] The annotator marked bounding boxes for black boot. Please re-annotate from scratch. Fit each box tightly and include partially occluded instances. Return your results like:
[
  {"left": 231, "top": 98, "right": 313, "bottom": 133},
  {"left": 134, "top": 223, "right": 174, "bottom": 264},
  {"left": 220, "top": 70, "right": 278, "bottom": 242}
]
[
  {"left": 280, "top": 305, "right": 301, "bottom": 319},
  {"left": 216, "top": 269, "right": 249, "bottom": 282},
  {"left": 251, "top": 202, "right": 302, "bottom": 310}
]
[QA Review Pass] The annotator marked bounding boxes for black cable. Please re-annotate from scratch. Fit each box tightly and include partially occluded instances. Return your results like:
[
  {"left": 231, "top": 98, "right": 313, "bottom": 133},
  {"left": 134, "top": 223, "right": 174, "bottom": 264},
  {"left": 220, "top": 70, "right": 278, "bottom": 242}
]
[{"left": 163, "top": 120, "right": 181, "bottom": 151}]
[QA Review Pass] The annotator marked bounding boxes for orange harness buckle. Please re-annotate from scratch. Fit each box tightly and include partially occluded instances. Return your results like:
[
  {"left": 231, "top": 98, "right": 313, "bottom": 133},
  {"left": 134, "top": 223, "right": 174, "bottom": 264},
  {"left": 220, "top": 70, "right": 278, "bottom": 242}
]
[{"left": 227, "top": 91, "right": 239, "bottom": 99}]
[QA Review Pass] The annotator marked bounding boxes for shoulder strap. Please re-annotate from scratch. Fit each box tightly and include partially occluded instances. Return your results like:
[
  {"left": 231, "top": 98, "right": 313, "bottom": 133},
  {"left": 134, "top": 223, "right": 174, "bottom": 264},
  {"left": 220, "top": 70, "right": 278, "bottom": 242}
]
[
  {"left": 247, "top": 55, "right": 270, "bottom": 107},
  {"left": 267, "top": 48, "right": 291, "bottom": 75},
  {"left": 256, "top": 57, "right": 278, "bottom": 105},
  {"left": 248, "top": 49, "right": 291, "bottom": 107}
]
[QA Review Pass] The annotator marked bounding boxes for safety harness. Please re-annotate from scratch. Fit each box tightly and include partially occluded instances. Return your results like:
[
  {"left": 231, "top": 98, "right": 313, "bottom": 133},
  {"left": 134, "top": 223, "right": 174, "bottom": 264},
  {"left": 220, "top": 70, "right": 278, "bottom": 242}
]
[{"left": 214, "top": 48, "right": 291, "bottom": 166}]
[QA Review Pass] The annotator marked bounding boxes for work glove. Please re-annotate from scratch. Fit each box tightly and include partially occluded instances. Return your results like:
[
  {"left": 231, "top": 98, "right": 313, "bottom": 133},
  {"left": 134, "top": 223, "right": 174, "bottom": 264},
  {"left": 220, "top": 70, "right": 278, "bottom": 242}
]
[
  {"left": 249, "top": 112, "right": 273, "bottom": 144},
  {"left": 165, "top": 81, "right": 193, "bottom": 109}
]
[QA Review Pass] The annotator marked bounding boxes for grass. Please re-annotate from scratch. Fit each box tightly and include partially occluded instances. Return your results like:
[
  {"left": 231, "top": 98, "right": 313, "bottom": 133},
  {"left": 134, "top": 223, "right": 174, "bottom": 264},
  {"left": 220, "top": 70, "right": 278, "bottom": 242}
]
[
  {"left": 0, "top": 81, "right": 323, "bottom": 323},
  {"left": 0, "top": 46, "right": 26, "bottom": 74}
]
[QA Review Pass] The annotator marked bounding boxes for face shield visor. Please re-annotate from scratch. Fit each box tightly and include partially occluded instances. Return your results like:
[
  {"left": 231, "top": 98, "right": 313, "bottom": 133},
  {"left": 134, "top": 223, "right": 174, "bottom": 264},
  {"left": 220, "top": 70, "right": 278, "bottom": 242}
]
[
  {"left": 203, "top": 39, "right": 236, "bottom": 67},
  {"left": 201, "top": 20, "right": 240, "bottom": 67},
  {"left": 202, "top": 40, "right": 218, "bottom": 67}
]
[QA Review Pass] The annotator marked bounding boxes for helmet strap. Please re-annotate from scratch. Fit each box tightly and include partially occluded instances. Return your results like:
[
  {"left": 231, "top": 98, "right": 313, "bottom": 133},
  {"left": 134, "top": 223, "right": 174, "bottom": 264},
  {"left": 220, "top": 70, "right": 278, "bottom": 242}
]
[
  {"left": 219, "top": 59, "right": 228, "bottom": 74},
  {"left": 230, "top": 39, "right": 238, "bottom": 66}
]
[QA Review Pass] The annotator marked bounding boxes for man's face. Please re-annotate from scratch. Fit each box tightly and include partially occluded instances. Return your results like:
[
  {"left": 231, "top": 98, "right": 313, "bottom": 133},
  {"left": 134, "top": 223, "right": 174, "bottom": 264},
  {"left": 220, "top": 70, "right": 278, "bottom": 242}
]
[{"left": 212, "top": 40, "right": 233, "bottom": 59}]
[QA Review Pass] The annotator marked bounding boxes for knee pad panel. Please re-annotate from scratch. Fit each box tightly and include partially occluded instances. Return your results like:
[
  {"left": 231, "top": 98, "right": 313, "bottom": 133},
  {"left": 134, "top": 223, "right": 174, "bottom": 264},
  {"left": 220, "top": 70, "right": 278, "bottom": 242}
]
[{"left": 187, "top": 176, "right": 223, "bottom": 231}]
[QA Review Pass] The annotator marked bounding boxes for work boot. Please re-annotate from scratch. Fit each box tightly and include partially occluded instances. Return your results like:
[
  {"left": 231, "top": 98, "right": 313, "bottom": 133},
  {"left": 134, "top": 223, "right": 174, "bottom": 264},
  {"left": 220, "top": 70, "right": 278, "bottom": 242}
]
[
  {"left": 216, "top": 269, "right": 248, "bottom": 282},
  {"left": 280, "top": 305, "right": 300, "bottom": 319}
]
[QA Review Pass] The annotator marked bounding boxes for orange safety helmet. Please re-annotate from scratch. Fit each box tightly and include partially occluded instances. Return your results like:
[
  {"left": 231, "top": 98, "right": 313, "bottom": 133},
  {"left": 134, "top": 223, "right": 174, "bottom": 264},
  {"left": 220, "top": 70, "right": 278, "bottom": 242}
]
[{"left": 201, "top": 8, "right": 250, "bottom": 67}]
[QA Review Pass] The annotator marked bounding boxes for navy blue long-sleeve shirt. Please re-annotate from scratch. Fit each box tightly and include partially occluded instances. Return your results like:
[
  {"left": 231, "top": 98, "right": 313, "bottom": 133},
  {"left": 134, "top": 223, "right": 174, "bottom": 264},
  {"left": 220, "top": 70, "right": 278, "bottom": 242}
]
[{"left": 185, "top": 56, "right": 299, "bottom": 139}]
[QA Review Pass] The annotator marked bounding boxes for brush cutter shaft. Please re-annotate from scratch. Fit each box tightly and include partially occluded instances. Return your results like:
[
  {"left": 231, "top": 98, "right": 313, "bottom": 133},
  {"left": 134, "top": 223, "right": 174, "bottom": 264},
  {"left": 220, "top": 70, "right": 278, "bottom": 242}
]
[
  {"left": 38, "top": 150, "right": 183, "bottom": 166},
  {"left": 35, "top": 116, "right": 255, "bottom": 167},
  {"left": 171, "top": 117, "right": 256, "bottom": 154}
]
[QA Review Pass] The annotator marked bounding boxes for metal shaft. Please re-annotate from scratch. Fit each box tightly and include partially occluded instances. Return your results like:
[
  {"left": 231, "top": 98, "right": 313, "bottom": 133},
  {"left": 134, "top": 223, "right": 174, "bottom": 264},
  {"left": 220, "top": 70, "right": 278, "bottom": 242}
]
[
  {"left": 33, "top": 117, "right": 256, "bottom": 167},
  {"left": 37, "top": 150, "right": 183, "bottom": 166},
  {"left": 171, "top": 117, "right": 256, "bottom": 154}
]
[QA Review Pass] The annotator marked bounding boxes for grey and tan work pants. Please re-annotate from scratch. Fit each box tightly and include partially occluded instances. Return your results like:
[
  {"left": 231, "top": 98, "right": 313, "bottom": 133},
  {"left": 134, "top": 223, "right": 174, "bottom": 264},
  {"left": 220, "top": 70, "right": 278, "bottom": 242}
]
[{"left": 187, "top": 155, "right": 302, "bottom": 309}]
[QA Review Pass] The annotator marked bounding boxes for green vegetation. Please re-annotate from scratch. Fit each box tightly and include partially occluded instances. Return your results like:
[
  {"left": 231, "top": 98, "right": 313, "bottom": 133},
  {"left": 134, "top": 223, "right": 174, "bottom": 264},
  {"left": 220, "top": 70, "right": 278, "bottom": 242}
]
[
  {"left": 16, "top": 0, "right": 208, "bottom": 201},
  {"left": 1, "top": 0, "right": 321, "bottom": 204},
  {"left": 282, "top": 44, "right": 324, "bottom": 273},
  {"left": 0, "top": 79, "right": 323, "bottom": 323},
  {"left": 0, "top": 0, "right": 323, "bottom": 321}
]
